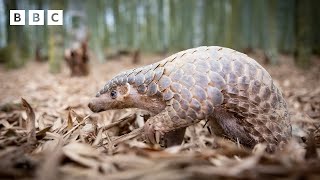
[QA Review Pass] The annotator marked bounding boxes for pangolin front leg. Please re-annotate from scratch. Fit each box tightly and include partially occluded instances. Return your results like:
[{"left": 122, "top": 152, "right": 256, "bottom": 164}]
[{"left": 144, "top": 107, "right": 189, "bottom": 147}]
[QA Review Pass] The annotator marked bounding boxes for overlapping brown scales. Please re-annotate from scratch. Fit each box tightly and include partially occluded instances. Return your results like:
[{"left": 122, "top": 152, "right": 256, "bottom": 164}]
[{"left": 98, "top": 46, "right": 291, "bottom": 147}]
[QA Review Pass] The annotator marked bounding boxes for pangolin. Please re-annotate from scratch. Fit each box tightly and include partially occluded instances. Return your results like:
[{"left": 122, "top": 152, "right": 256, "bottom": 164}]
[{"left": 88, "top": 46, "right": 291, "bottom": 151}]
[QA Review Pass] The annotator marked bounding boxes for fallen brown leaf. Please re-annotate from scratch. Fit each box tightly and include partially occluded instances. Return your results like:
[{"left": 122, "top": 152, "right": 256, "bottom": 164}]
[{"left": 21, "top": 98, "right": 37, "bottom": 146}]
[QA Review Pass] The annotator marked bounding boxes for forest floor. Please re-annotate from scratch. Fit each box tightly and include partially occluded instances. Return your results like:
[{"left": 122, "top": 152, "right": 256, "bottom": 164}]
[{"left": 0, "top": 51, "right": 319, "bottom": 180}]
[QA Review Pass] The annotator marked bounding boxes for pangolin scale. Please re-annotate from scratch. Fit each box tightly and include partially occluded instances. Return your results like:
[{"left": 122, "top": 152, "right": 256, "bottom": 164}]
[{"left": 88, "top": 46, "right": 291, "bottom": 151}]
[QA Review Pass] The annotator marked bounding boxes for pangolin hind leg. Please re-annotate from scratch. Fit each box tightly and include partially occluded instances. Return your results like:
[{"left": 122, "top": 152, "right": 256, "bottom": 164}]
[{"left": 208, "top": 107, "right": 257, "bottom": 148}]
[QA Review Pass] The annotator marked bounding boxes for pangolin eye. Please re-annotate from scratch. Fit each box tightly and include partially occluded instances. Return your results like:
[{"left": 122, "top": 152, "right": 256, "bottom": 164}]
[{"left": 110, "top": 90, "right": 117, "bottom": 99}]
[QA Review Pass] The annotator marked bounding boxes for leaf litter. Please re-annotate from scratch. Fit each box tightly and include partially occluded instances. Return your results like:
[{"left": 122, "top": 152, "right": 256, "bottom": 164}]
[{"left": 0, "top": 54, "right": 319, "bottom": 179}]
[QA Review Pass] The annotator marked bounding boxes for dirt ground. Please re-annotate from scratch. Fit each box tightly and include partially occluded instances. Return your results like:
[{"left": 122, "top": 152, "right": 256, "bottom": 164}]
[{"left": 0, "top": 51, "right": 319, "bottom": 179}]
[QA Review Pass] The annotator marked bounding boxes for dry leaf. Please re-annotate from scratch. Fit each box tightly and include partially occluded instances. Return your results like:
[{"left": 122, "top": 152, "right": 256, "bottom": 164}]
[
  {"left": 67, "top": 109, "right": 73, "bottom": 130},
  {"left": 21, "top": 98, "right": 37, "bottom": 145}
]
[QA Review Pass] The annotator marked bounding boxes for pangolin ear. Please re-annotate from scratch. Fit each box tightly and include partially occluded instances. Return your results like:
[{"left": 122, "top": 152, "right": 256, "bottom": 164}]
[
  {"left": 118, "top": 83, "right": 130, "bottom": 97},
  {"left": 123, "top": 83, "right": 131, "bottom": 97}
]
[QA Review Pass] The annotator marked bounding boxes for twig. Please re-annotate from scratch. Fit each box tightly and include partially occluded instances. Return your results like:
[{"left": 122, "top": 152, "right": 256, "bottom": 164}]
[
  {"left": 106, "top": 133, "right": 114, "bottom": 155},
  {"left": 102, "top": 113, "right": 136, "bottom": 131},
  {"left": 103, "top": 127, "right": 144, "bottom": 147},
  {"left": 63, "top": 113, "right": 93, "bottom": 138}
]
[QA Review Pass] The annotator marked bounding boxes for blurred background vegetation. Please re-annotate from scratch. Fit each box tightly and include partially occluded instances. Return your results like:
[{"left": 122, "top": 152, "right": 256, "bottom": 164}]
[{"left": 0, "top": 0, "right": 319, "bottom": 71}]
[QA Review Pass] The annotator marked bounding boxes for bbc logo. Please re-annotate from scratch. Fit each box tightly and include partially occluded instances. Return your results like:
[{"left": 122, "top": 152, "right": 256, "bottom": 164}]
[{"left": 10, "top": 10, "right": 63, "bottom": 25}]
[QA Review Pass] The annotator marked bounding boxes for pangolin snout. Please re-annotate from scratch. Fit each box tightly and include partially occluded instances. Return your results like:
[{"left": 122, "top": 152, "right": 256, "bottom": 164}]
[{"left": 88, "top": 99, "right": 104, "bottom": 113}]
